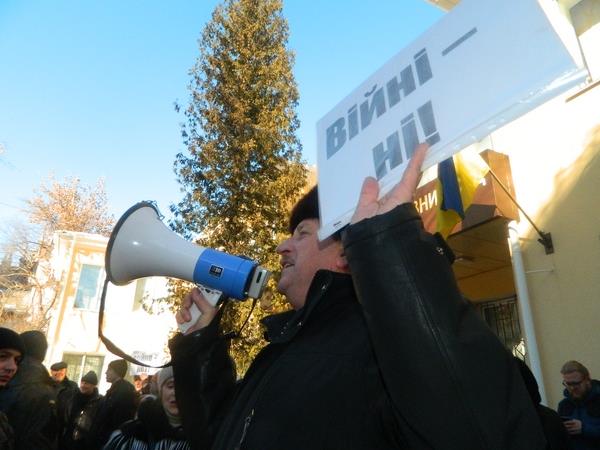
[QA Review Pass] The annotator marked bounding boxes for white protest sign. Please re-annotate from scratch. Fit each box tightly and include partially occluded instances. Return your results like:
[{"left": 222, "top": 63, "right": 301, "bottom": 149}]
[{"left": 316, "top": 0, "right": 586, "bottom": 240}]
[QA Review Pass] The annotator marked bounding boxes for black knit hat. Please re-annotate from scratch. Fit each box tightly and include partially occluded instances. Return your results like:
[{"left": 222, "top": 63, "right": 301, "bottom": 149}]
[
  {"left": 19, "top": 330, "right": 48, "bottom": 362},
  {"left": 108, "top": 359, "right": 128, "bottom": 378},
  {"left": 0, "top": 328, "right": 25, "bottom": 355},
  {"left": 288, "top": 186, "right": 342, "bottom": 240},
  {"left": 50, "top": 361, "right": 68, "bottom": 371},
  {"left": 289, "top": 186, "right": 319, "bottom": 234},
  {"left": 81, "top": 370, "right": 98, "bottom": 385}
]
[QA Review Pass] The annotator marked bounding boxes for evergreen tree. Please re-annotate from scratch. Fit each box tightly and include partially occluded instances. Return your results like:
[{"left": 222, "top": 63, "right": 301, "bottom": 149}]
[{"left": 171, "top": 0, "right": 307, "bottom": 373}]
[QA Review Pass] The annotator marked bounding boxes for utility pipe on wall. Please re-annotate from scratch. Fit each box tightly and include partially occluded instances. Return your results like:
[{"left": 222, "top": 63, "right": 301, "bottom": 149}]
[{"left": 508, "top": 221, "right": 547, "bottom": 404}]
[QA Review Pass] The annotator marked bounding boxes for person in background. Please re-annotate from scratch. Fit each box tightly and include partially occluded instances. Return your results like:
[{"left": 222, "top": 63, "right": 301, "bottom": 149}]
[
  {"left": 133, "top": 374, "right": 144, "bottom": 394},
  {"left": 59, "top": 370, "right": 103, "bottom": 450},
  {"left": 87, "top": 359, "right": 138, "bottom": 450},
  {"left": 0, "top": 330, "right": 57, "bottom": 450},
  {"left": 103, "top": 366, "right": 191, "bottom": 450},
  {"left": 0, "top": 329, "right": 23, "bottom": 388},
  {"left": 52, "top": 360, "right": 79, "bottom": 447},
  {"left": 140, "top": 374, "right": 155, "bottom": 396},
  {"left": 514, "top": 357, "right": 570, "bottom": 450},
  {"left": 0, "top": 328, "right": 25, "bottom": 450},
  {"left": 558, "top": 360, "right": 600, "bottom": 450},
  {"left": 50, "top": 361, "right": 78, "bottom": 392}
]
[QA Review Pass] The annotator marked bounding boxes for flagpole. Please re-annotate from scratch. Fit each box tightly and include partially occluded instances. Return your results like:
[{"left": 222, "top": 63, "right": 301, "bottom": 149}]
[{"left": 487, "top": 169, "right": 554, "bottom": 254}]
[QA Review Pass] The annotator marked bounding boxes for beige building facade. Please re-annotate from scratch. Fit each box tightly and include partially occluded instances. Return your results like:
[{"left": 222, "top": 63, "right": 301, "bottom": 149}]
[
  {"left": 40, "top": 230, "right": 175, "bottom": 393},
  {"left": 422, "top": 0, "right": 600, "bottom": 407}
]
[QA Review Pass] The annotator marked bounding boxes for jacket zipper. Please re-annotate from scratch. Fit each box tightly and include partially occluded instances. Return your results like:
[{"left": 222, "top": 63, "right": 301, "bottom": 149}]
[
  {"left": 230, "top": 277, "right": 331, "bottom": 449},
  {"left": 235, "top": 408, "right": 255, "bottom": 449}
]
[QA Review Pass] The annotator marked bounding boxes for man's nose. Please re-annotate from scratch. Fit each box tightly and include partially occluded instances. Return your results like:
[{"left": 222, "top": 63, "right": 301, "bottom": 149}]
[{"left": 276, "top": 237, "right": 291, "bottom": 254}]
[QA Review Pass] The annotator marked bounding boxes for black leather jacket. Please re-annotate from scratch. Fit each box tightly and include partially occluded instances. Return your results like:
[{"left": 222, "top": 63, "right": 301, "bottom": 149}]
[{"left": 170, "top": 203, "right": 546, "bottom": 449}]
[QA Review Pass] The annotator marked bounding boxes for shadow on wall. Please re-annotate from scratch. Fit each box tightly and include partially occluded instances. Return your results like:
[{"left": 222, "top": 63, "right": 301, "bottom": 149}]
[
  {"left": 518, "top": 122, "right": 600, "bottom": 252},
  {"left": 547, "top": 123, "right": 600, "bottom": 253},
  {"left": 521, "top": 122, "right": 600, "bottom": 408},
  {"left": 553, "top": 124, "right": 600, "bottom": 204}
]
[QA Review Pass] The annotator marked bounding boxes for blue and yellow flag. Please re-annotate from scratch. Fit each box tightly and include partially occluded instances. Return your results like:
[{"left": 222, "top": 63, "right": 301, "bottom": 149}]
[{"left": 436, "top": 149, "right": 490, "bottom": 238}]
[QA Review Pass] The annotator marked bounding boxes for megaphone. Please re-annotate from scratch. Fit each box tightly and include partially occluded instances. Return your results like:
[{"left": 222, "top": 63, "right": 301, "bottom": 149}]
[{"left": 105, "top": 201, "right": 270, "bottom": 331}]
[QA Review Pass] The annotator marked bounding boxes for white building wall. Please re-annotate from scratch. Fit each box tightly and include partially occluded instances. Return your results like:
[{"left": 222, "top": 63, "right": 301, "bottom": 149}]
[{"left": 43, "top": 231, "right": 177, "bottom": 394}]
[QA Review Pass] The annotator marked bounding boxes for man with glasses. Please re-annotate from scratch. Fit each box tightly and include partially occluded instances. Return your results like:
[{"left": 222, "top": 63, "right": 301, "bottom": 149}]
[{"left": 558, "top": 360, "right": 600, "bottom": 449}]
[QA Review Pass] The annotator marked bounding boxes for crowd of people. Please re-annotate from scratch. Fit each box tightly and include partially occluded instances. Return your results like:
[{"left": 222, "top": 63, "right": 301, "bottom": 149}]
[
  {"left": 1, "top": 329, "right": 598, "bottom": 450},
  {"left": 0, "top": 328, "right": 190, "bottom": 450},
  {"left": 0, "top": 145, "right": 598, "bottom": 449}
]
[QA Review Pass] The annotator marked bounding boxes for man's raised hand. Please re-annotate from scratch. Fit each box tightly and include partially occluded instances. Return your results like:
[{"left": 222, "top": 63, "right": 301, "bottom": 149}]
[{"left": 351, "top": 143, "right": 428, "bottom": 225}]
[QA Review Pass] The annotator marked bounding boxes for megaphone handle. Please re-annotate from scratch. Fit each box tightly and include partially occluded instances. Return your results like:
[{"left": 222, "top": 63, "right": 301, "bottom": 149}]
[{"left": 178, "top": 285, "right": 222, "bottom": 333}]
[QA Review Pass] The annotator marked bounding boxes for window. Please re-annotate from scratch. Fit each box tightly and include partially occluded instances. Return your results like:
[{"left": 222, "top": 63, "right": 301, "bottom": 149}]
[
  {"left": 477, "top": 296, "right": 525, "bottom": 358},
  {"left": 74, "top": 264, "right": 103, "bottom": 310},
  {"left": 62, "top": 353, "right": 105, "bottom": 383}
]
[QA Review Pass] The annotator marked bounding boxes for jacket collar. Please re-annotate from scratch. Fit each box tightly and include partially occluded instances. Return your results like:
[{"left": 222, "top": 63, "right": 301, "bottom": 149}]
[{"left": 262, "top": 270, "right": 355, "bottom": 344}]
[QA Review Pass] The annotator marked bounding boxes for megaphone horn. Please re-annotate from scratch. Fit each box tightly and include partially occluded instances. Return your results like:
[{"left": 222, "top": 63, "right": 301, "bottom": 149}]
[{"left": 105, "top": 201, "right": 270, "bottom": 301}]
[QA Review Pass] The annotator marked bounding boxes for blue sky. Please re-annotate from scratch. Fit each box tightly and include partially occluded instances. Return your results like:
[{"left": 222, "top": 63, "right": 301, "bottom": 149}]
[{"left": 0, "top": 0, "right": 443, "bottom": 227}]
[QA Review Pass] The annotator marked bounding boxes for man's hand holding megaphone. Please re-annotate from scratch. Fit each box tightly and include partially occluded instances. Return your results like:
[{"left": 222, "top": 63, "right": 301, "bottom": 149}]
[{"left": 176, "top": 287, "right": 219, "bottom": 334}]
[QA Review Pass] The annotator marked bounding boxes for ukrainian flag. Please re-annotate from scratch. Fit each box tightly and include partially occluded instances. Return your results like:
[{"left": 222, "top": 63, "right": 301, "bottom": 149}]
[{"left": 436, "top": 148, "right": 490, "bottom": 238}]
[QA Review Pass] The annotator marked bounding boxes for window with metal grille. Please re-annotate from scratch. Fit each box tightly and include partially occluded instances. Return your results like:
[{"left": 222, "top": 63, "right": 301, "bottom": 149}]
[{"left": 477, "top": 296, "right": 525, "bottom": 359}]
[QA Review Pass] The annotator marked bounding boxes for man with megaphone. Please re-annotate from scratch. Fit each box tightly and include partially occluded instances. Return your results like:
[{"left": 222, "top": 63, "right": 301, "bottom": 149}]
[{"left": 169, "top": 144, "right": 546, "bottom": 450}]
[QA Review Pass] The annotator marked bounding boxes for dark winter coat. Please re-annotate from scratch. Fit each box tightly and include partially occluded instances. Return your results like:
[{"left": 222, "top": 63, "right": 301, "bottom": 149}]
[
  {"left": 57, "top": 377, "right": 79, "bottom": 394},
  {"left": 59, "top": 387, "right": 103, "bottom": 450},
  {"left": 170, "top": 203, "right": 546, "bottom": 450},
  {"left": 88, "top": 378, "right": 138, "bottom": 450},
  {"left": 558, "top": 379, "right": 600, "bottom": 450},
  {"left": 0, "top": 356, "right": 57, "bottom": 450},
  {"left": 0, "top": 411, "right": 14, "bottom": 450},
  {"left": 56, "top": 377, "right": 81, "bottom": 444},
  {"left": 102, "top": 396, "right": 190, "bottom": 450},
  {"left": 56, "top": 377, "right": 79, "bottom": 411},
  {"left": 514, "top": 356, "right": 571, "bottom": 450},
  {"left": 538, "top": 404, "right": 572, "bottom": 450}
]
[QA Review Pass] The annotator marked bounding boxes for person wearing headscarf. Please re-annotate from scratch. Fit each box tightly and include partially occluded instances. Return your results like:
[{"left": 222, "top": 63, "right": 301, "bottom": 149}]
[
  {"left": 0, "top": 330, "right": 57, "bottom": 450},
  {"left": 103, "top": 366, "right": 190, "bottom": 450}
]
